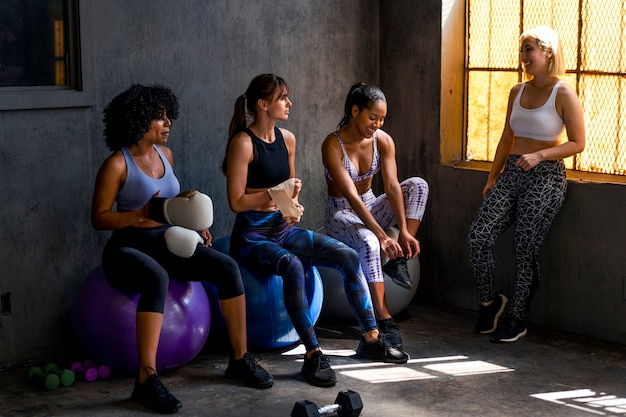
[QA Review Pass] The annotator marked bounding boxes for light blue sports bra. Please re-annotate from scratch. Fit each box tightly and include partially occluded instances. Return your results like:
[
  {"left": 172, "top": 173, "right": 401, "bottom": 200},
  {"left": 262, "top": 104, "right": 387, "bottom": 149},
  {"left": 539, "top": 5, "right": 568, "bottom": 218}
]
[
  {"left": 324, "top": 132, "right": 381, "bottom": 182},
  {"left": 509, "top": 81, "right": 564, "bottom": 142},
  {"left": 116, "top": 146, "right": 180, "bottom": 211}
]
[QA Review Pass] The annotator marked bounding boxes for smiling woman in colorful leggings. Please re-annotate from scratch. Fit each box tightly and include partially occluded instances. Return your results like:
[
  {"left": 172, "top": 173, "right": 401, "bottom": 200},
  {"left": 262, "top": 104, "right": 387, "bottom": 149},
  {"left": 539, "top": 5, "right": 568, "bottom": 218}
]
[{"left": 322, "top": 82, "right": 429, "bottom": 352}]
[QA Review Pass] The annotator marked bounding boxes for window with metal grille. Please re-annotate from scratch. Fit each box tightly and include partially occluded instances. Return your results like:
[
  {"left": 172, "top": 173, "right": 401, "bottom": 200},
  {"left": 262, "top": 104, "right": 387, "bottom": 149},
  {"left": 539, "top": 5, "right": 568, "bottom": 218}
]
[{"left": 466, "top": 0, "right": 626, "bottom": 175}]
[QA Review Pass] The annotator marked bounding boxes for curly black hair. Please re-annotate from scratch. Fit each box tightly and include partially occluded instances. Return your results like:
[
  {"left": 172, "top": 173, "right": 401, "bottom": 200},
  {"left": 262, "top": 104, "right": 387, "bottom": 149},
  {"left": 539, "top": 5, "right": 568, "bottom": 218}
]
[{"left": 102, "top": 84, "right": 179, "bottom": 151}]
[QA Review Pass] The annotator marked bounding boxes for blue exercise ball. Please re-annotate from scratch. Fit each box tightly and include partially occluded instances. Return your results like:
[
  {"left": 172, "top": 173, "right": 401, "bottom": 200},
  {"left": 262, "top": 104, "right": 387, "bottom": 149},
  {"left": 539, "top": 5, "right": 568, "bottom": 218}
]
[
  {"left": 208, "top": 236, "right": 324, "bottom": 351},
  {"left": 72, "top": 266, "right": 211, "bottom": 373}
]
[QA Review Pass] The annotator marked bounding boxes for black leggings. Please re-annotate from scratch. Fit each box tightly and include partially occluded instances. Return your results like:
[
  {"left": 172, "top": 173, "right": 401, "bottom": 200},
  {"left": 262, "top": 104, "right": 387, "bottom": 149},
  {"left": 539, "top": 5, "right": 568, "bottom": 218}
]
[{"left": 102, "top": 225, "right": 244, "bottom": 313}]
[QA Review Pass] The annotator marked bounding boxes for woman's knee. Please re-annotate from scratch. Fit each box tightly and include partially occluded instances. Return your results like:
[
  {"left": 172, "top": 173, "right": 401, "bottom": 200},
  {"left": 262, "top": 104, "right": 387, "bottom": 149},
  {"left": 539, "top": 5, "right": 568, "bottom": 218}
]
[
  {"left": 361, "top": 233, "right": 380, "bottom": 258},
  {"left": 276, "top": 251, "right": 304, "bottom": 279},
  {"left": 213, "top": 257, "right": 245, "bottom": 300},
  {"left": 136, "top": 270, "right": 170, "bottom": 312},
  {"left": 403, "top": 176, "right": 429, "bottom": 194}
]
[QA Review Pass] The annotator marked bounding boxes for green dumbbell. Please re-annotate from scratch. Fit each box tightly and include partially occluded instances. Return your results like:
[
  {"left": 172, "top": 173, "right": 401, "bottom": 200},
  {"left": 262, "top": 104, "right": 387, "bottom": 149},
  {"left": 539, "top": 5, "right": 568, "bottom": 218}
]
[
  {"left": 28, "top": 367, "right": 60, "bottom": 391},
  {"left": 43, "top": 363, "right": 75, "bottom": 387}
]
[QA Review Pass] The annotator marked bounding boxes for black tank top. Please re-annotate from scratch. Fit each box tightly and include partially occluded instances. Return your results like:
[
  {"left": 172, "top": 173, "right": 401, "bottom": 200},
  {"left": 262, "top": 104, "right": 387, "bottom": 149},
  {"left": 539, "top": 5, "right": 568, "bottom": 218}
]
[{"left": 245, "top": 127, "right": 290, "bottom": 188}]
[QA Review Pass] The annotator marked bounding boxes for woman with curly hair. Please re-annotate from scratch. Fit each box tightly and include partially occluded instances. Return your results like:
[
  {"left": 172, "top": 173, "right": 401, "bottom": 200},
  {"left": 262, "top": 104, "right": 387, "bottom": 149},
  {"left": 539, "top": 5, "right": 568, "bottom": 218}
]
[{"left": 91, "top": 84, "right": 273, "bottom": 414}]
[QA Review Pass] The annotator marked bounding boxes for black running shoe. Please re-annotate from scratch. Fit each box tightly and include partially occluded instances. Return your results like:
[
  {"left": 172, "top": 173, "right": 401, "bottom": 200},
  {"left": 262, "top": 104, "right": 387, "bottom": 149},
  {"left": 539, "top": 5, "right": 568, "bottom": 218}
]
[
  {"left": 490, "top": 317, "right": 527, "bottom": 343},
  {"left": 382, "top": 257, "right": 412, "bottom": 290},
  {"left": 301, "top": 351, "right": 336, "bottom": 387},
  {"left": 225, "top": 352, "right": 274, "bottom": 389},
  {"left": 378, "top": 318, "right": 403, "bottom": 350},
  {"left": 130, "top": 373, "right": 182, "bottom": 414},
  {"left": 356, "top": 335, "right": 409, "bottom": 364},
  {"left": 474, "top": 294, "right": 508, "bottom": 334}
]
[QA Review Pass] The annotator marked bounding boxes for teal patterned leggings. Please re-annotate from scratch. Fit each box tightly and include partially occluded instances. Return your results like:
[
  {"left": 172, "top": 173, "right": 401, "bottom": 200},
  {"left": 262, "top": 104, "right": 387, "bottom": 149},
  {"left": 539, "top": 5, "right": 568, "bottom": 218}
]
[{"left": 229, "top": 210, "right": 377, "bottom": 351}]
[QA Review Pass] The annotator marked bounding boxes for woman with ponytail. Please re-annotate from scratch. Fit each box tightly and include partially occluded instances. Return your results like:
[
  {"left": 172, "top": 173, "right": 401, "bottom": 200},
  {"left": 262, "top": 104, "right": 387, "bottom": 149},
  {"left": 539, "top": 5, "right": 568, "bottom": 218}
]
[
  {"left": 322, "top": 82, "right": 429, "bottom": 352},
  {"left": 221, "top": 74, "right": 408, "bottom": 388}
]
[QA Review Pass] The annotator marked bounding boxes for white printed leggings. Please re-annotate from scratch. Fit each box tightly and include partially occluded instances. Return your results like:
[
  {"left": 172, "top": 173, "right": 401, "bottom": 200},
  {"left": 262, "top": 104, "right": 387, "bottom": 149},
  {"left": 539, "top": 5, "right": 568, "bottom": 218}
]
[
  {"left": 468, "top": 155, "right": 567, "bottom": 321},
  {"left": 324, "top": 177, "right": 429, "bottom": 284}
]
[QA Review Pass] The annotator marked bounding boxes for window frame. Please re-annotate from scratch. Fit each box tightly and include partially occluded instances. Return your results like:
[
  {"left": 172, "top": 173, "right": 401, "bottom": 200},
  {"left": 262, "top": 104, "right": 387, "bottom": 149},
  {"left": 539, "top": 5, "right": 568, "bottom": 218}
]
[{"left": 0, "top": 0, "right": 94, "bottom": 111}]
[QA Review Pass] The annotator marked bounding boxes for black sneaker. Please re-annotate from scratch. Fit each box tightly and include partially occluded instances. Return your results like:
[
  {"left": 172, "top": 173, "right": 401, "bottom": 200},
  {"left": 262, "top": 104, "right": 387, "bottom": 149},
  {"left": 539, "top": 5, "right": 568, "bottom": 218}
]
[
  {"left": 356, "top": 335, "right": 409, "bottom": 364},
  {"left": 130, "top": 373, "right": 182, "bottom": 414},
  {"left": 225, "top": 352, "right": 274, "bottom": 389},
  {"left": 378, "top": 318, "right": 403, "bottom": 350},
  {"left": 475, "top": 294, "right": 508, "bottom": 334},
  {"left": 301, "top": 351, "right": 336, "bottom": 387},
  {"left": 490, "top": 317, "right": 527, "bottom": 343},
  {"left": 382, "top": 257, "right": 412, "bottom": 290}
]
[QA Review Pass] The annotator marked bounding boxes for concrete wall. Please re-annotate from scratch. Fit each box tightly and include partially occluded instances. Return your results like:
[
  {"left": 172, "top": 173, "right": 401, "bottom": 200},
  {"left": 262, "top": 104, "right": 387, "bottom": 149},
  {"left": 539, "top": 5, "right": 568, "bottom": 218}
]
[
  {"left": 0, "top": 0, "right": 379, "bottom": 366},
  {"left": 2, "top": 0, "right": 625, "bottom": 368}
]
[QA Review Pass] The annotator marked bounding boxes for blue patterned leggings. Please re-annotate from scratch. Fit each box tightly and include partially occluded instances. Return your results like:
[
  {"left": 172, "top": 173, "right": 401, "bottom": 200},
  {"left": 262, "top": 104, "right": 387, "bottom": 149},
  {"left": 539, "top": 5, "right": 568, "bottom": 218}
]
[
  {"left": 468, "top": 155, "right": 567, "bottom": 321},
  {"left": 229, "top": 210, "right": 377, "bottom": 351},
  {"left": 324, "top": 177, "right": 429, "bottom": 284}
]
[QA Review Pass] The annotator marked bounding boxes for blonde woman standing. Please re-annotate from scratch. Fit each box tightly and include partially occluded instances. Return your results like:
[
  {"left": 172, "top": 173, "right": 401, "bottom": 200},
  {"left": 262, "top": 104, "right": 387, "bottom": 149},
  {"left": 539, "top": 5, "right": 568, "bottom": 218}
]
[{"left": 469, "top": 26, "right": 585, "bottom": 343}]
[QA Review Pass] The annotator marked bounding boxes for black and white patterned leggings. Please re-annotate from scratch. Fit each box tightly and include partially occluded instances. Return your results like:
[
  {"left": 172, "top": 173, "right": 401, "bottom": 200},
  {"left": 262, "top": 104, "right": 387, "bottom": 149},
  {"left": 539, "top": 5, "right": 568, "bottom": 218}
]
[{"left": 468, "top": 155, "right": 567, "bottom": 321}]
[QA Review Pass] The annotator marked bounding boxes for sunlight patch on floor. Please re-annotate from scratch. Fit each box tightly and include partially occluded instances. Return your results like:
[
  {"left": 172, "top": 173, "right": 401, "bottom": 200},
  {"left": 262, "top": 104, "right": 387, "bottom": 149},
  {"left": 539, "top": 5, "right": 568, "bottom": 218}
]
[
  {"left": 532, "top": 389, "right": 626, "bottom": 415},
  {"left": 341, "top": 366, "right": 436, "bottom": 383},
  {"left": 282, "top": 346, "right": 514, "bottom": 383},
  {"left": 424, "top": 360, "right": 514, "bottom": 376}
]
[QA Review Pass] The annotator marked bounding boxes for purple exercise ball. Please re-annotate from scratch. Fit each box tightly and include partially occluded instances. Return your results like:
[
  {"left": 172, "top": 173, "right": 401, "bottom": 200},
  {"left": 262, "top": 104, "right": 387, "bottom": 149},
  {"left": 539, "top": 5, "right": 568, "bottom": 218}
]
[{"left": 72, "top": 266, "right": 211, "bottom": 373}]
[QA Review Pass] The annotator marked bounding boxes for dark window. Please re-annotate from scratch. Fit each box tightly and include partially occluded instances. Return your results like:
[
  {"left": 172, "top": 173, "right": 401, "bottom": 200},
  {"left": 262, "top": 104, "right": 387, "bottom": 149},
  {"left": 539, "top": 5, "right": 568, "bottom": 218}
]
[{"left": 0, "top": 0, "right": 73, "bottom": 88}]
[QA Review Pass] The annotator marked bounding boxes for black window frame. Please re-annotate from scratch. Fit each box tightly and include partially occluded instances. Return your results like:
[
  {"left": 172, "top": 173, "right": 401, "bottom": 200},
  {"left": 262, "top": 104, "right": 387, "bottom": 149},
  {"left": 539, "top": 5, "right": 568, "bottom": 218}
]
[{"left": 0, "top": 0, "right": 94, "bottom": 111}]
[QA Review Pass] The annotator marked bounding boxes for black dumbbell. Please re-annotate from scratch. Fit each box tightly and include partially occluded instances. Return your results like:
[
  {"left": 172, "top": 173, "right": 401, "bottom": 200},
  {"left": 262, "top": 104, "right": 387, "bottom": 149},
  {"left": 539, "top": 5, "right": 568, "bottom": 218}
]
[{"left": 291, "top": 390, "right": 363, "bottom": 417}]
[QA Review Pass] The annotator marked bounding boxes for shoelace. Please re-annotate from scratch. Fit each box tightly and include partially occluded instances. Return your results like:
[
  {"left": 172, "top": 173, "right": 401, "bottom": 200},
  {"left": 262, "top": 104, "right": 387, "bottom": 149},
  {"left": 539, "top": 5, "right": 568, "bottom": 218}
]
[
  {"left": 317, "top": 353, "right": 331, "bottom": 370},
  {"left": 242, "top": 353, "right": 264, "bottom": 371},
  {"left": 146, "top": 374, "right": 173, "bottom": 399}
]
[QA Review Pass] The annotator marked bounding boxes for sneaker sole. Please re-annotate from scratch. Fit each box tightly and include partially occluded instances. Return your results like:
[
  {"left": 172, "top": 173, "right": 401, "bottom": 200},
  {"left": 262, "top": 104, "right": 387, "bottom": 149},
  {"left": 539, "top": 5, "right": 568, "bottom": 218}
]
[
  {"left": 356, "top": 351, "right": 410, "bottom": 364},
  {"left": 490, "top": 328, "right": 527, "bottom": 343},
  {"left": 224, "top": 372, "right": 274, "bottom": 389},
  {"left": 390, "top": 276, "right": 413, "bottom": 290},
  {"left": 130, "top": 396, "right": 182, "bottom": 414},
  {"left": 301, "top": 373, "right": 337, "bottom": 387},
  {"left": 477, "top": 294, "right": 508, "bottom": 334}
]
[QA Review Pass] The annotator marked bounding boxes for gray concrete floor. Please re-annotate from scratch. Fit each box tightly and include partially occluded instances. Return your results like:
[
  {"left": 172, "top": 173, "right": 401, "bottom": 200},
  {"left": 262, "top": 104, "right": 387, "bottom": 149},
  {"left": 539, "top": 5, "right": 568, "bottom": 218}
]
[{"left": 2, "top": 304, "right": 626, "bottom": 417}]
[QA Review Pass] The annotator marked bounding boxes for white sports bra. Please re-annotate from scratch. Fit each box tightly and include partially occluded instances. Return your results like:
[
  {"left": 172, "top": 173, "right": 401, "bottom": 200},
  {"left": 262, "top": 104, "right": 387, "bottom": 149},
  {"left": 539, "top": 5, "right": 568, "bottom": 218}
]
[{"left": 509, "top": 81, "right": 564, "bottom": 142}]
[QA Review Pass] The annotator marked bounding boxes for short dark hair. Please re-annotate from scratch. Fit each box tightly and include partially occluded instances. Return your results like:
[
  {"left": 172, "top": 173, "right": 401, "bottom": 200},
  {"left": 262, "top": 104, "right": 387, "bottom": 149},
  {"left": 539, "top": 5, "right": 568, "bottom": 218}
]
[{"left": 102, "top": 84, "right": 179, "bottom": 151}]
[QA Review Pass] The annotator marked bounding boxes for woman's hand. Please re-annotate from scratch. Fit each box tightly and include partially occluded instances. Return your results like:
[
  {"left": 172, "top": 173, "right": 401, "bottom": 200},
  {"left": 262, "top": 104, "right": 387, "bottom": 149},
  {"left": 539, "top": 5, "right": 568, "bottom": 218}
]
[
  {"left": 292, "top": 178, "right": 302, "bottom": 198},
  {"left": 515, "top": 152, "right": 542, "bottom": 171},
  {"left": 282, "top": 201, "right": 304, "bottom": 226},
  {"left": 201, "top": 228, "right": 212, "bottom": 247},
  {"left": 381, "top": 236, "right": 404, "bottom": 260},
  {"left": 482, "top": 179, "right": 496, "bottom": 199},
  {"left": 398, "top": 230, "right": 420, "bottom": 258}
]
